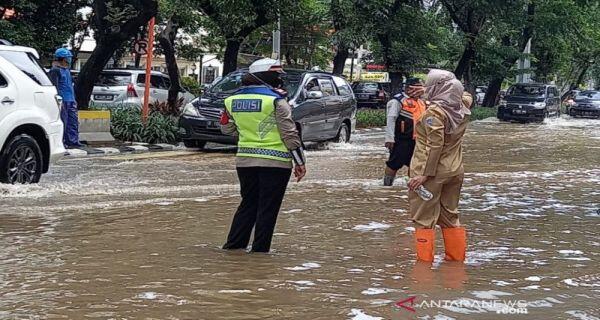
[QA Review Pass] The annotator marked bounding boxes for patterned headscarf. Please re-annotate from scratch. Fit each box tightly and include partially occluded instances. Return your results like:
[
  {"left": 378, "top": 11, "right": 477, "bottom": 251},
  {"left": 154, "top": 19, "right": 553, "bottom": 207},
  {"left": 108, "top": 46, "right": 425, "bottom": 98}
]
[{"left": 424, "top": 69, "right": 471, "bottom": 134}]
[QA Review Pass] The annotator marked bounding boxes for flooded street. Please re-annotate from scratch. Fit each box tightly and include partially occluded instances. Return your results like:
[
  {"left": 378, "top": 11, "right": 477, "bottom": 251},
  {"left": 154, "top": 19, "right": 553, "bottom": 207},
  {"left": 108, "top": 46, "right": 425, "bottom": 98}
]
[{"left": 1, "top": 117, "right": 599, "bottom": 319}]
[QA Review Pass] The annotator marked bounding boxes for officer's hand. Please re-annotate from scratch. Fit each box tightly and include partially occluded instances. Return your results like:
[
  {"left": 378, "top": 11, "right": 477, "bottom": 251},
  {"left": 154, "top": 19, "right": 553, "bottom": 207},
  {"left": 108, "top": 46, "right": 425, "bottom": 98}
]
[
  {"left": 408, "top": 175, "right": 428, "bottom": 191},
  {"left": 294, "top": 165, "right": 306, "bottom": 182},
  {"left": 385, "top": 142, "right": 394, "bottom": 150}
]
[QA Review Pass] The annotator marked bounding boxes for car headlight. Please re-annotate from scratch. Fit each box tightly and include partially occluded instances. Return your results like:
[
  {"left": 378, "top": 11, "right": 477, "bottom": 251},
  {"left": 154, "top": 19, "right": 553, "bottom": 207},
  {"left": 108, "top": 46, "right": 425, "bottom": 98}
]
[
  {"left": 533, "top": 102, "right": 546, "bottom": 109},
  {"left": 183, "top": 103, "right": 202, "bottom": 118}
]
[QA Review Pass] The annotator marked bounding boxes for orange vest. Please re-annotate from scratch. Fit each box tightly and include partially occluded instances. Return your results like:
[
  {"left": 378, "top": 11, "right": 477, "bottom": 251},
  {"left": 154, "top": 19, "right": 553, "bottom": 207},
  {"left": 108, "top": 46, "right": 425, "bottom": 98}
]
[{"left": 400, "top": 98, "right": 426, "bottom": 139}]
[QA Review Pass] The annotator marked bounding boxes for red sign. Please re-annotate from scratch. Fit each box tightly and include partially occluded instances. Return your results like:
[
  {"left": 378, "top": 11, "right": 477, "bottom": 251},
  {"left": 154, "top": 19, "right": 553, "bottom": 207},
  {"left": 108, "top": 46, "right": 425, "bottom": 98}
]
[{"left": 366, "top": 64, "right": 385, "bottom": 70}]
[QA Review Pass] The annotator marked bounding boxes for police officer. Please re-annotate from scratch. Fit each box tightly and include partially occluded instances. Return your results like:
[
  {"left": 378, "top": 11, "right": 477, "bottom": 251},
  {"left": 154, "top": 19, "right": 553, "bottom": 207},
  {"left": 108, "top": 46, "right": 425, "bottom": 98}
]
[
  {"left": 48, "top": 48, "right": 82, "bottom": 148},
  {"left": 383, "top": 78, "right": 426, "bottom": 186},
  {"left": 407, "top": 69, "right": 471, "bottom": 262},
  {"left": 220, "top": 58, "right": 306, "bottom": 253}
]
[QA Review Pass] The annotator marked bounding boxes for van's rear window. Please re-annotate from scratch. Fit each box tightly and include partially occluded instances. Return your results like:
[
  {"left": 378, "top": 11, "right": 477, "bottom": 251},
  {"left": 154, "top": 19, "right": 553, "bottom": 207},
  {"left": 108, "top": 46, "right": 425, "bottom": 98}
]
[
  {"left": 95, "top": 72, "right": 132, "bottom": 86},
  {"left": 0, "top": 51, "right": 53, "bottom": 86}
]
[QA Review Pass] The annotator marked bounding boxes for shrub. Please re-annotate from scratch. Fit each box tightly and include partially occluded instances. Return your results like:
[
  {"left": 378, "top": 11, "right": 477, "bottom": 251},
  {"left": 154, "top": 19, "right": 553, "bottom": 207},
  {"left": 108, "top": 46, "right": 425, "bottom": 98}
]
[
  {"left": 470, "top": 106, "right": 498, "bottom": 121},
  {"left": 357, "top": 109, "right": 386, "bottom": 128},
  {"left": 149, "top": 98, "right": 185, "bottom": 117},
  {"left": 111, "top": 107, "right": 180, "bottom": 144},
  {"left": 181, "top": 76, "right": 202, "bottom": 97}
]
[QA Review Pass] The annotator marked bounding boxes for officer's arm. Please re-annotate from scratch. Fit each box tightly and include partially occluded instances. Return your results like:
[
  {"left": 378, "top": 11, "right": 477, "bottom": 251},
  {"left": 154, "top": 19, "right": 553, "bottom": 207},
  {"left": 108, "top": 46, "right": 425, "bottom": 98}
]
[
  {"left": 422, "top": 111, "right": 445, "bottom": 176},
  {"left": 220, "top": 110, "right": 238, "bottom": 136},
  {"left": 385, "top": 99, "right": 400, "bottom": 143},
  {"left": 275, "top": 99, "right": 305, "bottom": 165}
]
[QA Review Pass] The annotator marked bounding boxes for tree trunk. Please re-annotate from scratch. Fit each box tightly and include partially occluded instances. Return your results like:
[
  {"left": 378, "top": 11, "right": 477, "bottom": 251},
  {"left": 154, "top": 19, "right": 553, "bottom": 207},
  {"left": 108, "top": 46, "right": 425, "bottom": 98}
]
[
  {"left": 135, "top": 54, "right": 141, "bottom": 68},
  {"left": 454, "top": 34, "right": 476, "bottom": 81},
  {"left": 158, "top": 19, "right": 181, "bottom": 110},
  {"left": 389, "top": 72, "right": 403, "bottom": 95},
  {"left": 481, "top": 3, "right": 535, "bottom": 108},
  {"left": 482, "top": 77, "right": 503, "bottom": 107},
  {"left": 74, "top": 0, "right": 158, "bottom": 109},
  {"left": 332, "top": 45, "right": 349, "bottom": 75},
  {"left": 222, "top": 39, "right": 241, "bottom": 76},
  {"left": 75, "top": 40, "right": 125, "bottom": 108}
]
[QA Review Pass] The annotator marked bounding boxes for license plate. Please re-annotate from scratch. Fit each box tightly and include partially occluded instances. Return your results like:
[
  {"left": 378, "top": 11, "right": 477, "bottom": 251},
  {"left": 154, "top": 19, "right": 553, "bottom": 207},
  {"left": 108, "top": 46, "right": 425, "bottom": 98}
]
[
  {"left": 358, "top": 94, "right": 369, "bottom": 99},
  {"left": 207, "top": 121, "right": 219, "bottom": 128},
  {"left": 94, "top": 94, "right": 114, "bottom": 101},
  {"left": 512, "top": 109, "right": 526, "bottom": 114}
]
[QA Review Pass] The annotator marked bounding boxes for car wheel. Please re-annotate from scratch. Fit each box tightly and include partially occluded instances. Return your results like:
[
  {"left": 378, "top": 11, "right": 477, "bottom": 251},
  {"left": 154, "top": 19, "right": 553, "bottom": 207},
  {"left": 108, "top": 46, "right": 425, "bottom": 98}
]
[
  {"left": 335, "top": 123, "right": 351, "bottom": 143},
  {"left": 0, "top": 134, "right": 44, "bottom": 184},
  {"left": 183, "top": 140, "right": 207, "bottom": 149}
]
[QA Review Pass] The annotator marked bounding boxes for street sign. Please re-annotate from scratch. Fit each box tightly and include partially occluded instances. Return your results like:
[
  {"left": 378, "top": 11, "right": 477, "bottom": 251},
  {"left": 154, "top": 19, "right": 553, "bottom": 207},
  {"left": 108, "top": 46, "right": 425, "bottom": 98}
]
[
  {"left": 360, "top": 72, "right": 389, "bottom": 82},
  {"left": 133, "top": 40, "right": 149, "bottom": 55}
]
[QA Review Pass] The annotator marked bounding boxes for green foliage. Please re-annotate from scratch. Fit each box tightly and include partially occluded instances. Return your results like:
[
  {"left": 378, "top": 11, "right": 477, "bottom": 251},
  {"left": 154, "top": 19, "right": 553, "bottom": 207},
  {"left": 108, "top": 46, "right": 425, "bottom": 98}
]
[
  {"left": 181, "top": 76, "right": 202, "bottom": 97},
  {"left": 0, "top": 0, "right": 89, "bottom": 62},
  {"left": 470, "top": 106, "right": 498, "bottom": 121},
  {"left": 356, "top": 109, "right": 386, "bottom": 128},
  {"left": 111, "top": 107, "right": 180, "bottom": 144}
]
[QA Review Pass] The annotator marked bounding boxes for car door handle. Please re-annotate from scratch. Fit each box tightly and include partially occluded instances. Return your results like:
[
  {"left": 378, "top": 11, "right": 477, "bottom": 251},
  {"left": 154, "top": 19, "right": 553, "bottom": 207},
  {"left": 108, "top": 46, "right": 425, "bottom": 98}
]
[{"left": 1, "top": 97, "right": 15, "bottom": 104}]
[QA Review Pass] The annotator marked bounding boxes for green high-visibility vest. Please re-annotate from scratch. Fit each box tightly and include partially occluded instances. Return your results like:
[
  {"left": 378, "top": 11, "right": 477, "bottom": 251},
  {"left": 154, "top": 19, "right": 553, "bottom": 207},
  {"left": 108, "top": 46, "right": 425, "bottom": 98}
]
[{"left": 224, "top": 89, "right": 291, "bottom": 163}]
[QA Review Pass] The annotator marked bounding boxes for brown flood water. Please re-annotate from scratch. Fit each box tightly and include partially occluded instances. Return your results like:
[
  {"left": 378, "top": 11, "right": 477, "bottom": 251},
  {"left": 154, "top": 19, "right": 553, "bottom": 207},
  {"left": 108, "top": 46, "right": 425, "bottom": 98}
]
[{"left": 0, "top": 117, "right": 599, "bottom": 319}]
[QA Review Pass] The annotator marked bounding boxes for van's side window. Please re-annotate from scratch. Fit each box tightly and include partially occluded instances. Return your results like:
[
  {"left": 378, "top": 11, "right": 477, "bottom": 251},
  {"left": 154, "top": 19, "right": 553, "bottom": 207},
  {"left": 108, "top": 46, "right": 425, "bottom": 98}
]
[
  {"left": 317, "top": 78, "right": 336, "bottom": 96},
  {"left": 0, "top": 73, "right": 7, "bottom": 88}
]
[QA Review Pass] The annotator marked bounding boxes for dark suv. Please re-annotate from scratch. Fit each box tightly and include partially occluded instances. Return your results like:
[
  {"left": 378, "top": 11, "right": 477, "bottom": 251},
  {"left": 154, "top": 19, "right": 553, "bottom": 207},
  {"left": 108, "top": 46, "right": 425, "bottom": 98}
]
[
  {"left": 179, "top": 69, "right": 357, "bottom": 149},
  {"left": 569, "top": 90, "right": 600, "bottom": 118},
  {"left": 497, "top": 83, "right": 561, "bottom": 122},
  {"left": 352, "top": 82, "right": 390, "bottom": 108}
]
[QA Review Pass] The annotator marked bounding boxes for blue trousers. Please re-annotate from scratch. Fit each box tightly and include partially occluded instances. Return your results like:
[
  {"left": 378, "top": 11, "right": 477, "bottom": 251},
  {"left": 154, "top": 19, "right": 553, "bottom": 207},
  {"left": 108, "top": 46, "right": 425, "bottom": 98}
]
[{"left": 61, "top": 101, "right": 81, "bottom": 147}]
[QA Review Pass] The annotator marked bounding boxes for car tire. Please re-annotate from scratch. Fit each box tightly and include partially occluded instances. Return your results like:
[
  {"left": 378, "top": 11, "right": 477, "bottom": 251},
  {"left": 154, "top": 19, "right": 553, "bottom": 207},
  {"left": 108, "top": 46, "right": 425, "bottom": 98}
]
[
  {"left": 335, "top": 123, "right": 351, "bottom": 143},
  {"left": 0, "top": 134, "right": 44, "bottom": 184},
  {"left": 183, "top": 140, "right": 207, "bottom": 149}
]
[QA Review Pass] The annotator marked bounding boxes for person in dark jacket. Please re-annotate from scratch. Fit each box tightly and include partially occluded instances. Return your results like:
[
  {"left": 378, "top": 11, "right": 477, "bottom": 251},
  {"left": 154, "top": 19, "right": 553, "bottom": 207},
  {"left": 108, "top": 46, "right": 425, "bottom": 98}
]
[
  {"left": 383, "top": 78, "right": 426, "bottom": 186},
  {"left": 48, "top": 48, "right": 82, "bottom": 148}
]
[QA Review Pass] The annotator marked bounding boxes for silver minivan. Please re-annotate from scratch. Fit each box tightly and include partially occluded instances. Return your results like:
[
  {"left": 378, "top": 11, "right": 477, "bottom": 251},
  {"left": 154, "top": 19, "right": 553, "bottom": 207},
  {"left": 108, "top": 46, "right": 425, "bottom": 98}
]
[{"left": 89, "top": 69, "right": 195, "bottom": 108}]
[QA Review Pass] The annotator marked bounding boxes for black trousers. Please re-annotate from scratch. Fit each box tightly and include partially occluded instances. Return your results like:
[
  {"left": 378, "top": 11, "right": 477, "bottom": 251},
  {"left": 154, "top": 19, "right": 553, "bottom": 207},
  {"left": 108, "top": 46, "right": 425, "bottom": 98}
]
[{"left": 223, "top": 167, "right": 292, "bottom": 252}]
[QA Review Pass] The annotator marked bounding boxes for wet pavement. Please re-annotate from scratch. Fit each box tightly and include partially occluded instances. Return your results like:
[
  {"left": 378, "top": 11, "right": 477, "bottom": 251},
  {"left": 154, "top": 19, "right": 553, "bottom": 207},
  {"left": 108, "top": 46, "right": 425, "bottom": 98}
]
[{"left": 0, "top": 116, "right": 599, "bottom": 319}]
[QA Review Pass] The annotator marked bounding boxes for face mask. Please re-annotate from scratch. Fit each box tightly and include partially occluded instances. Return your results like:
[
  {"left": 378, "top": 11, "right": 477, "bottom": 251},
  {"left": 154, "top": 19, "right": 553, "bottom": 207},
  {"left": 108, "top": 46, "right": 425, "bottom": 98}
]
[{"left": 66, "top": 57, "right": 72, "bottom": 65}]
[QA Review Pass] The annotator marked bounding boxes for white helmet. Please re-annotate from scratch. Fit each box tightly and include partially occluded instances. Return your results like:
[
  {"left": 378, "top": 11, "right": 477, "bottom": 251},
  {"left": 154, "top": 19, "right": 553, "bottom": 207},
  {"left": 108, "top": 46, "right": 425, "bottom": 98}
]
[{"left": 249, "top": 58, "right": 285, "bottom": 74}]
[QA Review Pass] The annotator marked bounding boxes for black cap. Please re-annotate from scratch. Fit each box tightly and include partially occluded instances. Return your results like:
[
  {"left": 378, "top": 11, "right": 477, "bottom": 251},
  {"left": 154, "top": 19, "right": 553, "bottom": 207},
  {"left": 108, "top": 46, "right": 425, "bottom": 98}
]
[{"left": 405, "top": 77, "right": 423, "bottom": 86}]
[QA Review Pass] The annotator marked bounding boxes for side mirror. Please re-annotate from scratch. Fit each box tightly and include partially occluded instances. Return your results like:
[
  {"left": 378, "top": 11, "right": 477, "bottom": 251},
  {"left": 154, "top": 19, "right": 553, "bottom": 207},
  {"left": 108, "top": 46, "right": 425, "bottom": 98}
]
[
  {"left": 202, "top": 84, "right": 212, "bottom": 91},
  {"left": 307, "top": 90, "right": 323, "bottom": 99}
]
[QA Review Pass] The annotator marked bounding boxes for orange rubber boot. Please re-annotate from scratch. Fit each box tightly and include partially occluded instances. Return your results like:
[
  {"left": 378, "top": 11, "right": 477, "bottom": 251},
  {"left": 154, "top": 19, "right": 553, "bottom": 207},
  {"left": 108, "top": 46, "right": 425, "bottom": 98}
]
[
  {"left": 414, "top": 228, "right": 435, "bottom": 262},
  {"left": 442, "top": 227, "right": 467, "bottom": 261}
]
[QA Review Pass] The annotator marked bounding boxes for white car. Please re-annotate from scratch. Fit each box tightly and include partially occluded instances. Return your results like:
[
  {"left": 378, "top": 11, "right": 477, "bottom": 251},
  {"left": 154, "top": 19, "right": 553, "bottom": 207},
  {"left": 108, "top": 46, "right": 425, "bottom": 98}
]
[
  {"left": 89, "top": 69, "right": 195, "bottom": 109},
  {"left": 0, "top": 42, "right": 65, "bottom": 184}
]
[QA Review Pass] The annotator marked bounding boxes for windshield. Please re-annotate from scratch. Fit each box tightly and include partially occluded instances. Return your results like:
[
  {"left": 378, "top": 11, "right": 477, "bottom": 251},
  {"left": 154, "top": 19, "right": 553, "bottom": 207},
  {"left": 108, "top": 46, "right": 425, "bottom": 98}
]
[
  {"left": 575, "top": 91, "right": 600, "bottom": 100},
  {"left": 354, "top": 83, "right": 379, "bottom": 91},
  {"left": 210, "top": 71, "right": 302, "bottom": 96},
  {"left": 0, "top": 50, "right": 53, "bottom": 86},
  {"left": 281, "top": 72, "right": 302, "bottom": 96},
  {"left": 508, "top": 85, "right": 546, "bottom": 97},
  {"left": 96, "top": 72, "right": 132, "bottom": 86}
]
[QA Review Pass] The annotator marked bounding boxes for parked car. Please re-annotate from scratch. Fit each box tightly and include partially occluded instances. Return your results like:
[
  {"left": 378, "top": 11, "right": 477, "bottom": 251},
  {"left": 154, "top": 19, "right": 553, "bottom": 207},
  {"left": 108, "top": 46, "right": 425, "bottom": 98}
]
[
  {"left": 351, "top": 82, "right": 390, "bottom": 108},
  {"left": 179, "top": 69, "right": 357, "bottom": 149},
  {"left": 89, "top": 69, "right": 195, "bottom": 108},
  {"left": 497, "top": 83, "right": 561, "bottom": 122},
  {"left": 568, "top": 90, "right": 600, "bottom": 118},
  {"left": 0, "top": 42, "right": 65, "bottom": 184},
  {"left": 475, "top": 86, "right": 487, "bottom": 105}
]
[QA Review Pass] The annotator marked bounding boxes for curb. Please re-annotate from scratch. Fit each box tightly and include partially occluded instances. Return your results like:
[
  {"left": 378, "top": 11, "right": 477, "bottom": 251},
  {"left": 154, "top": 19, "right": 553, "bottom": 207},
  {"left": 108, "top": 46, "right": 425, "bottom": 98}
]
[
  {"left": 356, "top": 127, "right": 385, "bottom": 133},
  {"left": 64, "top": 143, "right": 182, "bottom": 158}
]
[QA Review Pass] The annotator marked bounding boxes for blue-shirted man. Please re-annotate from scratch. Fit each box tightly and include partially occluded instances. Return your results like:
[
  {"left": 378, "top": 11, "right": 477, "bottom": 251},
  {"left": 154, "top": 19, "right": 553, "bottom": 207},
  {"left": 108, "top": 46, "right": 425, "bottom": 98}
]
[{"left": 49, "top": 48, "right": 82, "bottom": 148}]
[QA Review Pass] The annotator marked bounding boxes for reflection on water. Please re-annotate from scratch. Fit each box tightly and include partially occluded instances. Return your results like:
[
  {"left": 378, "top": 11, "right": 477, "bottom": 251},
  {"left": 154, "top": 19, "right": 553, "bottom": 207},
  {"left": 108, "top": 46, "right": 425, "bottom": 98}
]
[{"left": 0, "top": 117, "right": 599, "bottom": 319}]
